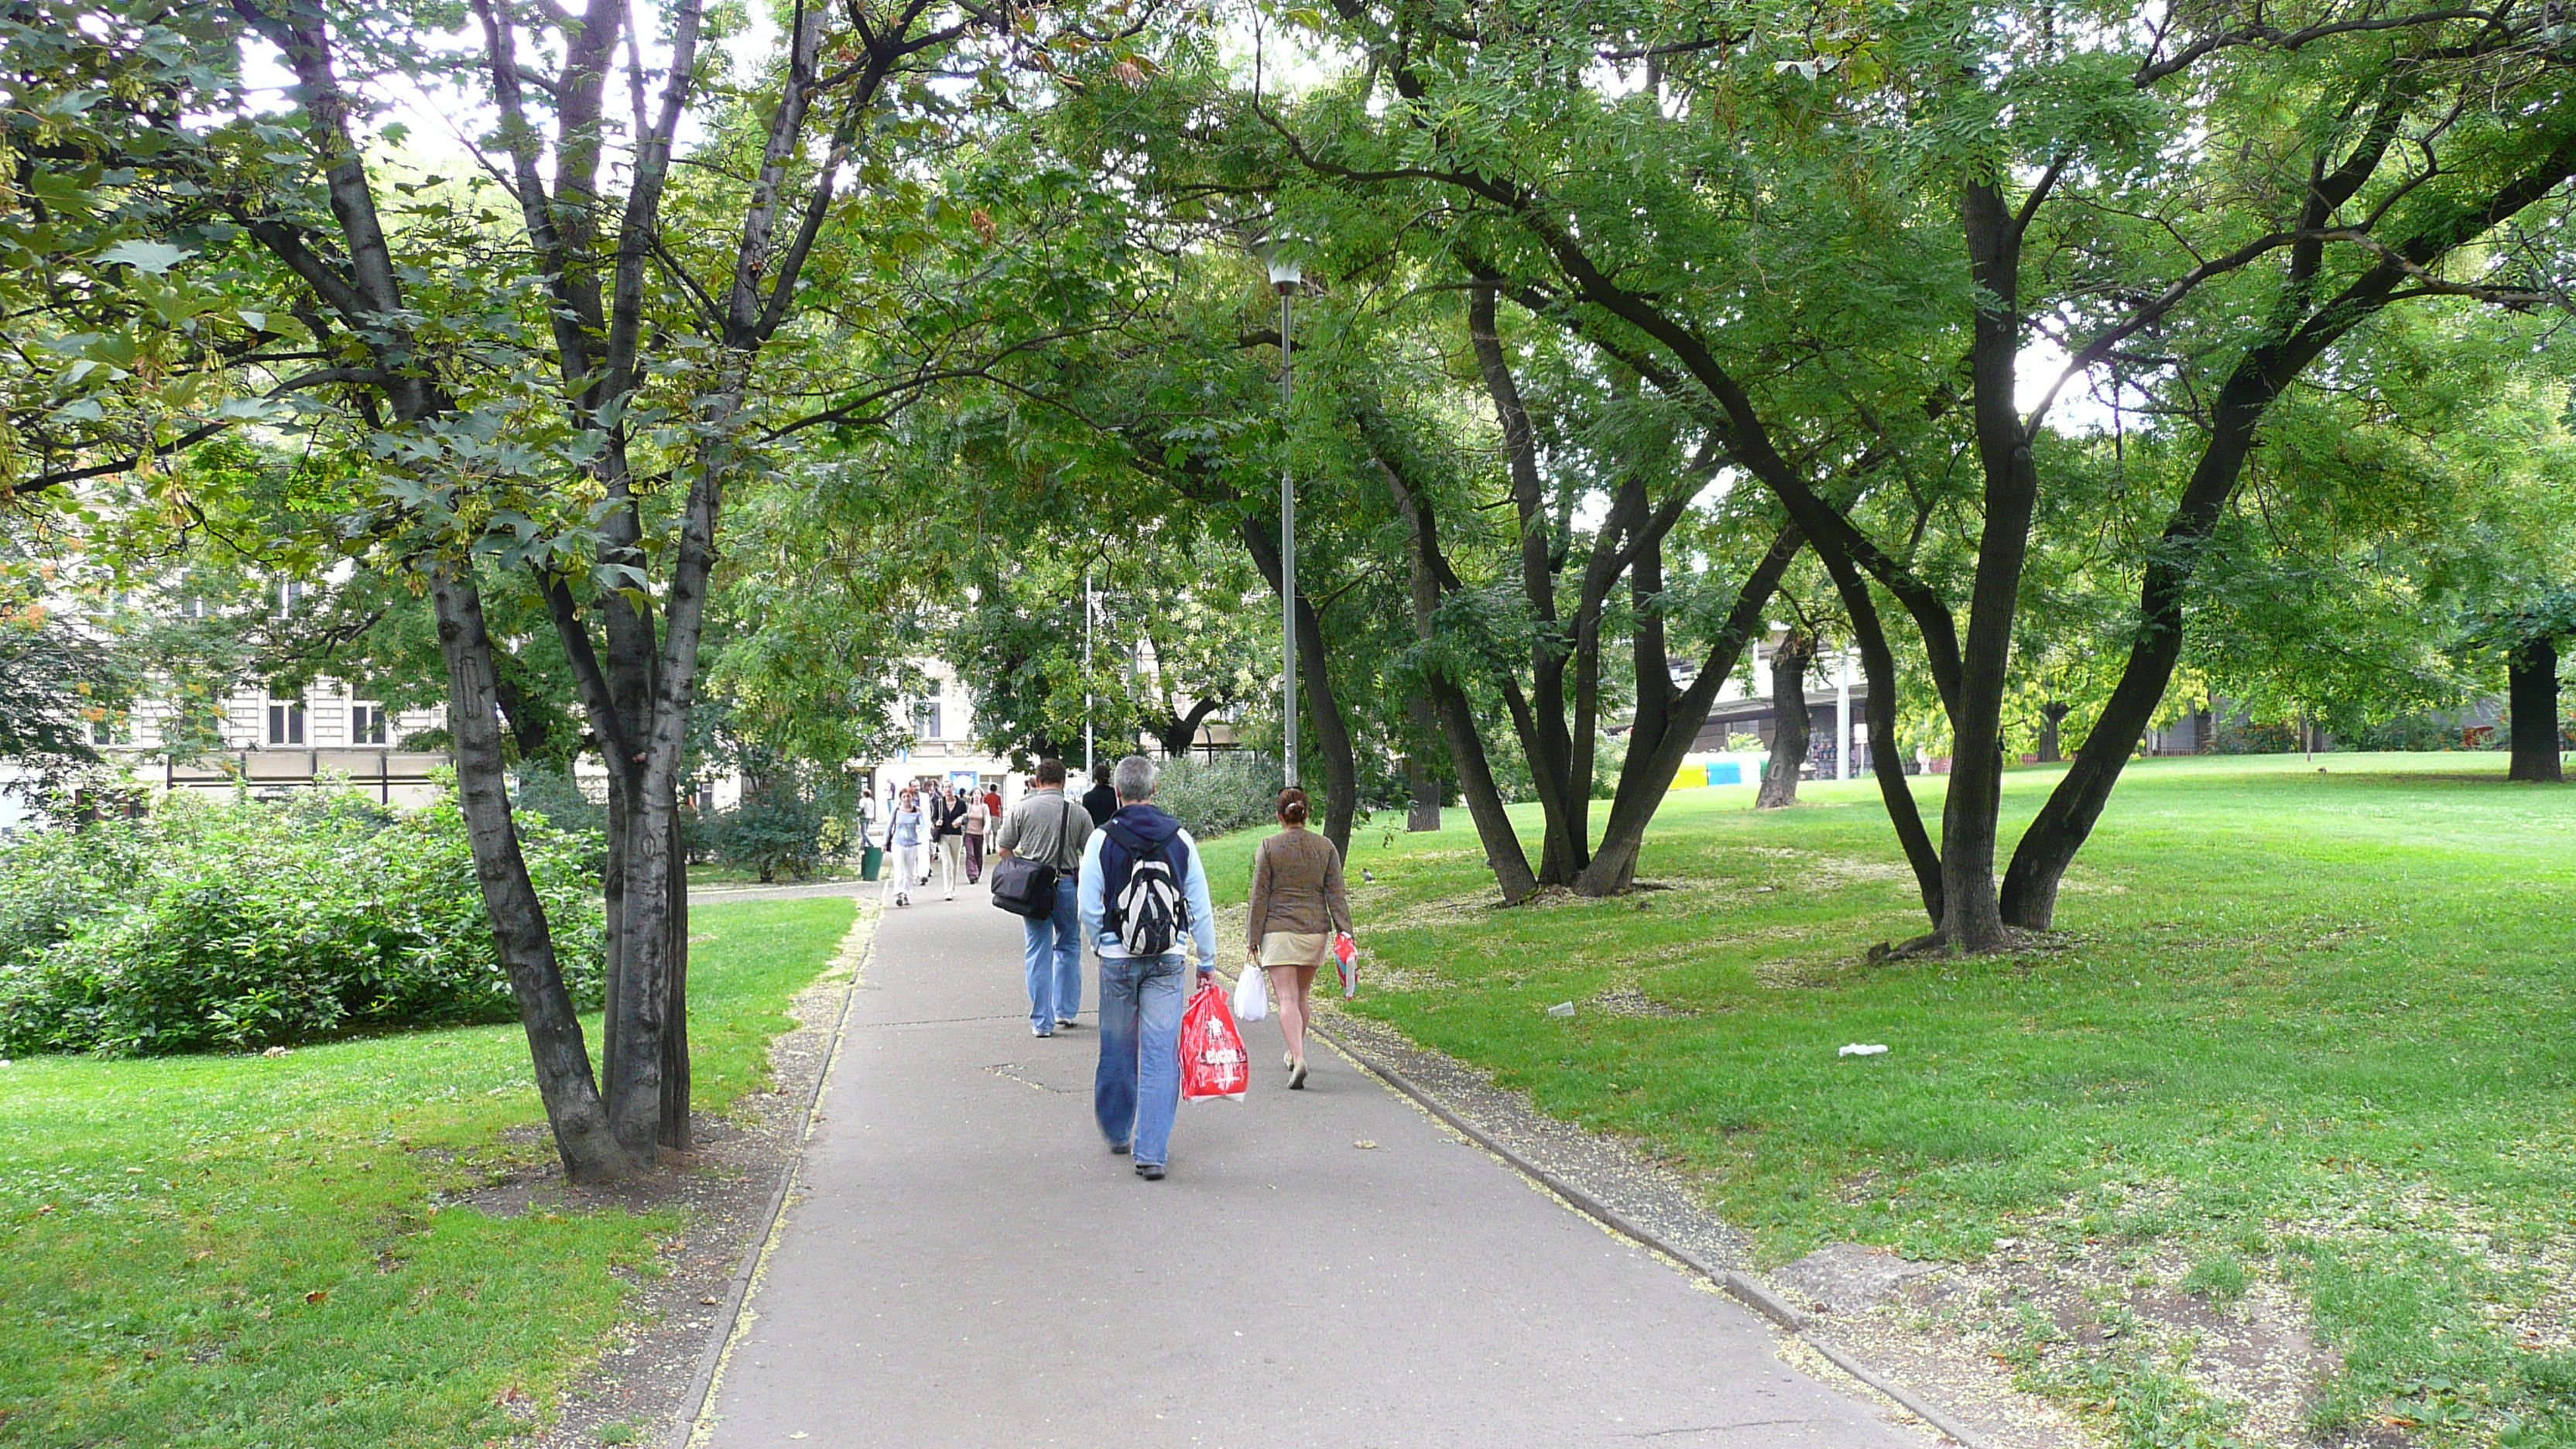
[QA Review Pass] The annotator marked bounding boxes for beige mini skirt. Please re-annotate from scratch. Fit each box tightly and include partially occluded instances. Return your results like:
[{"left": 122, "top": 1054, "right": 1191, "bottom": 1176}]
[{"left": 1258, "top": 930, "right": 1331, "bottom": 968}]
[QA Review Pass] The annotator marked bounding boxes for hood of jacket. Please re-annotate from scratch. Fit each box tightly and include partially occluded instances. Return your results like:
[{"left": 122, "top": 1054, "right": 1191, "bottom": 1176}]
[{"left": 1108, "top": 802, "right": 1181, "bottom": 847}]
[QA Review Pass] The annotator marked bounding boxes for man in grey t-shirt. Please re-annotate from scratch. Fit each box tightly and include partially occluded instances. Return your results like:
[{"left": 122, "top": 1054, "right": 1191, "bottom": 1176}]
[{"left": 993, "top": 758, "right": 1092, "bottom": 1036}]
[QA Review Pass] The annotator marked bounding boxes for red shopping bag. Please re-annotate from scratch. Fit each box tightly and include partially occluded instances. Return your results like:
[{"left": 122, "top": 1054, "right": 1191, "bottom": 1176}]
[{"left": 1180, "top": 981, "right": 1249, "bottom": 1102}]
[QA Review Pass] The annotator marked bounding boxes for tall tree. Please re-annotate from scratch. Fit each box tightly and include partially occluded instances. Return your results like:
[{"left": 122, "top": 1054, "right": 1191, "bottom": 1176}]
[
  {"left": 1273, "top": 0, "right": 2576, "bottom": 944},
  {"left": 10, "top": 0, "right": 1136, "bottom": 1175}
]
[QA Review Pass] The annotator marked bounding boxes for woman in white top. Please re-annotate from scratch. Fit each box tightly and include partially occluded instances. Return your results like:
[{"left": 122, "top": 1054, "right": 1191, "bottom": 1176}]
[{"left": 881, "top": 789, "right": 927, "bottom": 907}]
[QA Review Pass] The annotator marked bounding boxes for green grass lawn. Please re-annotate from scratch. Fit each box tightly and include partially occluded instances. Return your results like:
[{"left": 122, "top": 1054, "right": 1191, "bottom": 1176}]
[
  {"left": 683, "top": 863, "right": 858, "bottom": 887},
  {"left": 1201, "top": 754, "right": 2576, "bottom": 1446},
  {"left": 0, "top": 895, "right": 855, "bottom": 1448}
]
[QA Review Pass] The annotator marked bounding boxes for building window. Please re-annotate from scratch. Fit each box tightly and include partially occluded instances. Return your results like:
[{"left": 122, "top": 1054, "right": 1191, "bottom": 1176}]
[
  {"left": 913, "top": 701, "right": 941, "bottom": 740},
  {"left": 279, "top": 580, "right": 306, "bottom": 613},
  {"left": 179, "top": 595, "right": 207, "bottom": 619},
  {"left": 91, "top": 717, "right": 129, "bottom": 746},
  {"left": 350, "top": 704, "right": 387, "bottom": 745},
  {"left": 268, "top": 701, "right": 306, "bottom": 746}
]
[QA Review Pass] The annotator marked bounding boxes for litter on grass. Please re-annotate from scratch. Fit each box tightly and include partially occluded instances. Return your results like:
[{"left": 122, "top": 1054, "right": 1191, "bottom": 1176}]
[
  {"left": 1547, "top": 1001, "right": 1577, "bottom": 1017},
  {"left": 1838, "top": 1043, "right": 1889, "bottom": 1057}
]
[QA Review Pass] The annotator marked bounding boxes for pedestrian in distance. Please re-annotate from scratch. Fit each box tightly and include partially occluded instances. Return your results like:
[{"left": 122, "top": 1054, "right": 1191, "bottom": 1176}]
[
  {"left": 1078, "top": 754, "right": 1217, "bottom": 1181},
  {"left": 1245, "top": 786, "right": 1351, "bottom": 1091},
  {"left": 931, "top": 785, "right": 966, "bottom": 899},
  {"left": 962, "top": 785, "right": 990, "bottom": 885},
  {"left": 1081, "top": 761, "right": 1118, "bottom": 827},
  {"left": 880, "top": 788, "right": 927, "bottom": 908},
  {"left": 993, "top": 759, "right": 1091, "bottom": 1038}
]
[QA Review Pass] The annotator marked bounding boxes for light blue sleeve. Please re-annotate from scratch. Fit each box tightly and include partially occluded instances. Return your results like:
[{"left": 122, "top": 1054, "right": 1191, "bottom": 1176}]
[
  {"left": 1178, "top": 829, "right": 1217, "bottom": 969},
  {"left": 1077, "top": 829, "right": 1108, "bottom": 953}
]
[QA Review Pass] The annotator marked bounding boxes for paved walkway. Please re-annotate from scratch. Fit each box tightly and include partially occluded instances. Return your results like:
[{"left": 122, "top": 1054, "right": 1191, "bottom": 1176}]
[{"left": 699, "top": 886, "right": 1931, "bottom": 1447}]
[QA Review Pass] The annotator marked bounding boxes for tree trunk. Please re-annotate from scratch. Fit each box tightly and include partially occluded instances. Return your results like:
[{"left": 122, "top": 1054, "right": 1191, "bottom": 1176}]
[
  {"left": 2036, "top": 701, "right": 2069, "bottom": 764},
  {"left": 1757, "top": 631, "right": 1812, "bottom": 809},
  {"left": 1804, "top": 535, "right": 1944, "bottom": 922},
  {"left": 1378, "top": 456, "right": 1538, "bottom": 903},
  {"left": 659, "top": 809, "right": 692, "bottom": 1152},
  {"left": 1404, "top": 694, "right": 1442, "bottom": 831},
  {"left": 1996, "top": 113, "right": 2576, "bottom": 927},
  {"left": 1934, "top": 176, "right": 2048, "bottom": 954},
  {"left": 1574, "top": 524, "right": 1801, "bottom": 896},
  {"left": 1997, "top": 306, "right": 2358, "bottom": 928},
  {"left": 1154, "top": 697, "right": 1223, "bottom": 762},
  {"left": 1240, "top": 516, "right": 1358, "bottom": 858},
  {"left": 1465, "top": 286, "right": 1696, "bottom": 888},
  {"left": 430, "top": 571, "right": 639, "bottom": 1180},
  {"left": 2509, "top": 635, "right": 2563, "bottom": 783}
]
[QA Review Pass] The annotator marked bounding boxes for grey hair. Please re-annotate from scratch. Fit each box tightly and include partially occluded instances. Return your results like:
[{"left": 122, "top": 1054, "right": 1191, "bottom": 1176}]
[{"left": 1112, "top": 753, "right": 1159, "bottom": 803}]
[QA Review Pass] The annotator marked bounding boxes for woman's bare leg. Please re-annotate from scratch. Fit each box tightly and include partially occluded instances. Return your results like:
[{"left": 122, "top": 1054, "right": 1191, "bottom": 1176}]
[
  {"left": 1293, "top": 966, "right": 1320, "bottom": 1055},
  {"left": 1268, "top": 964, "right": 1305, "bottom": 1064}
]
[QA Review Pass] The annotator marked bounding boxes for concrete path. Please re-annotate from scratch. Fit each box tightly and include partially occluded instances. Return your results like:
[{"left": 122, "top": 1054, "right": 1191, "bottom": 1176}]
[{"left": 698, "top": 886, "right": 1932, "bottom": 1448}]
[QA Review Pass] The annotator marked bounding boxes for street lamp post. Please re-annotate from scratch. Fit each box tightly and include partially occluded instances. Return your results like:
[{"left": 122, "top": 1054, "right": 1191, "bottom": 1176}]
[
  {"left": 1269, "top": 252, "right": 1302, "bottom": 789},
  {"left": 1083, "top": 570, "right": 1094, "bottom": 779}
]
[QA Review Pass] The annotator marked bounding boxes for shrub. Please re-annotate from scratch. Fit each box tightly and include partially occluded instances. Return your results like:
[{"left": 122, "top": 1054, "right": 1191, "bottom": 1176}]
[
  {"left": 1153, "top": 754, "right": 1285, "bottom": 838},
  {"left": 705, "top": 790, "right": 833, "bottom": 882},
  {"left": 2210, "top": 717, "right": 2297, "bottom": 754},
  {"left": 2341, "top": 710, "right": 2508, "bottom": 752},
  {"left": 512, "top": 765, "right": 608, "bottom": 835},
  {"left": 513, "top": 766, "right": 609, "bottom": 873},
  {"left": 0, "top": 790, "right": 604, "bottom": 1057}
]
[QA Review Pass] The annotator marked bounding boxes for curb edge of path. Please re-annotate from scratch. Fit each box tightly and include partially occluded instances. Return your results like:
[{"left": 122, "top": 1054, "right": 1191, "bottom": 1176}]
[
  {"left": 666, "top": 903, "right": 881, "bottom": 1449},
  {"left": 1298, "top": 1005, "right": 1992, "bottom": 1449}
]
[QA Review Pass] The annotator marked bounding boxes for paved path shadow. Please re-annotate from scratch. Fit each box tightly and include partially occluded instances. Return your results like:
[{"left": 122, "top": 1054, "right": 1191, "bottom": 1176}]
[{"left": 697, "top": 885, "right": 1934, "bottom": 1447}]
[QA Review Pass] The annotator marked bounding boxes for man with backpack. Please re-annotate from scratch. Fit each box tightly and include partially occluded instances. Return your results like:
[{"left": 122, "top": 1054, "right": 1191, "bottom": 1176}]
[
  {"left": 992, "top": 759, "right": 1091, "bottom": 1037},
  {"left": 1076, "top": 755, "right": 1218, "bottom": 1181}
]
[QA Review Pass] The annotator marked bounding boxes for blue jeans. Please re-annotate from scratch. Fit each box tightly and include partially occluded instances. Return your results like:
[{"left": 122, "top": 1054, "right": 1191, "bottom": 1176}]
[
  {"left": 1023, "top": 876, "right": 1082, "bottom": 1032},
  {"left": 1094, "top": 952, "right": 1187, "bottom": 1165}
]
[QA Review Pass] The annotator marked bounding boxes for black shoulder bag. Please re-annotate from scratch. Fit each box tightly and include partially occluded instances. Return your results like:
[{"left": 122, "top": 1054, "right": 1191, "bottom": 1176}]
[{"left": 988, "top": 798, "right": 1078, "bottom": 918}]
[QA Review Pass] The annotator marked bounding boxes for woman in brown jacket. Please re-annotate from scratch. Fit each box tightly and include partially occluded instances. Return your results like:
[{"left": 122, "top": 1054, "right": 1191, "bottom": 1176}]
[{"left": 1245, "top": 787, "right": 1351, "bottom": 1089}]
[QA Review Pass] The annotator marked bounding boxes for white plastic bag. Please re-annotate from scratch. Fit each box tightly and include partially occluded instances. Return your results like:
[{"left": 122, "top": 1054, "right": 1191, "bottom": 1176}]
[{"left": 1231, "top": 963, "right": 1269, "bottom": 1023}]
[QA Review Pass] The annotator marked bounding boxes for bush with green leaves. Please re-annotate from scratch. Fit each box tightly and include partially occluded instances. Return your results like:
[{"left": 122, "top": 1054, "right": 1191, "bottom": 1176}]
[
  {"left": 0, "top": 790, "right": 604, "bottom": 1056},
  {"left": 511, "top": 765, "right": 610, "bottom": 873},
  {"left": 704, "top": 789, "right": 835, "bottom": 882},
  {"left": 1152, "top": 754, "right": 1286, "bottom": 839},
  {"left": 2210, "top": 717, "right": 2298, "bottom": 755}
]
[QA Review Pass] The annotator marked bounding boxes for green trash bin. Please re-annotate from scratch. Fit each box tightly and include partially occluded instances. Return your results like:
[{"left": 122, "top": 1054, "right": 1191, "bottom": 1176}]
[{"left": 861, "top": 844, "right": 884, "bottom": 882}]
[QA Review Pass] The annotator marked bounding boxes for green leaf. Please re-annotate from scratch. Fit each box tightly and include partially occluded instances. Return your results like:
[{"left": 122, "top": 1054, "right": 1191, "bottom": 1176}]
[{"left": 98, "top": 241, "right": 192, "bottom": 275}]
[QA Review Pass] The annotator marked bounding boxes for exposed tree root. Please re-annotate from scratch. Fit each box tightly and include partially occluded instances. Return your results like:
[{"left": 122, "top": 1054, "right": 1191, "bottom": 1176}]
[{"left": 1866, "top": 927, "right": 2079, "bottom": 962}]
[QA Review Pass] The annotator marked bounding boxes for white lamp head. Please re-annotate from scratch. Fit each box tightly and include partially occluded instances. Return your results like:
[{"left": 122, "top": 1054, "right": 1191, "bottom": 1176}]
[{"left": 1266, "top": 253, "right": 1303, "bottom": 293}]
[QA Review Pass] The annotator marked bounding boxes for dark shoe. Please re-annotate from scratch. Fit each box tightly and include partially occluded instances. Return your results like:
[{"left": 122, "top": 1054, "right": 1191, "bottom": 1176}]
[
  {"left": 1288, "top": 1058, "right": 1308, "bottom": 1091},
  {"left": 1135, "top": 1162, "right": 1165, "bottom": 1180},
  {"left": 1108, "top": 1140, "right": 1131, "bottom": 1156}
]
